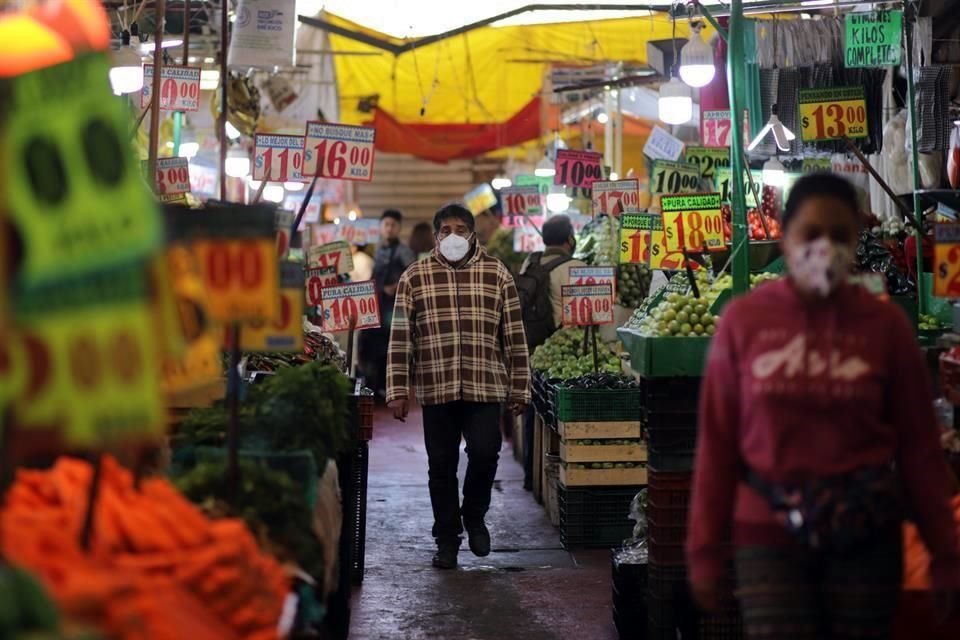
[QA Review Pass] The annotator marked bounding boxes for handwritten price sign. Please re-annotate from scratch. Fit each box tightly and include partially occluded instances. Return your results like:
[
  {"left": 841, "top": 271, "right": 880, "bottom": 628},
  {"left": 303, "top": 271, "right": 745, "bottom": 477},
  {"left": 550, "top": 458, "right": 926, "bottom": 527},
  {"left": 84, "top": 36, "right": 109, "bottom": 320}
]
[
  {"left": 554, "top": 149, "right": 604, "bottom": 189},
  {"left": 661, "top": 193, "right": 725, "bottom": 253},
  {"left": 684, "top": 147, "right": 730, "bottom": 180},
  {"left": 303, "top": 122, "right": 376, "bottom": 181},
  {"left": 307, "top": 240, "right": 353, "bottom": 274},
  {"left": 141, "top": 64, "right": 201, "bottom": 111},
  {"left": 592, "top": 179, "right": 641, "bottom": 218},
  {"left": 254, "top": 134, "right": 308, "bottom": 182},
  {"left": 319, "top": 280, "right": 381, "bottom": 332},
  {"left": 561, "top": 284, "right": 614, "bottom": 326},
  {"left": 304, "top": 266, "right": 339, "bottom": 307},
  {"left": 799, "top": 86, "right": 868, "bottom": 142},
  {"left": 241, "top": 263, "right": 304, "bottom": 353},
  {"left": 500, "top": 185, "right": 542, "bottom": 227},
  {"left": 156, "top": 157, "right": 191, "bottom": 196},
  {"left": 934, "top": 224, "right": 960, "bottom": 297},
  {"left": 651, "top": 161, "right": 701, "bottom": 195},
  {"left": 701, "top": 110, "right": 732, "bottom": 148}
]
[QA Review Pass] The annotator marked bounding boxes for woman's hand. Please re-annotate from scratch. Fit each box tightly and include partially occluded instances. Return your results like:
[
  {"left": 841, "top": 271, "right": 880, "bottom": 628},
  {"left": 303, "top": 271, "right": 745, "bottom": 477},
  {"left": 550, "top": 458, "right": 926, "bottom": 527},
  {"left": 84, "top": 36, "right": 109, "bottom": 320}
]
[{"left": 691, "top": 581, "right": 726, "bottom": 613}]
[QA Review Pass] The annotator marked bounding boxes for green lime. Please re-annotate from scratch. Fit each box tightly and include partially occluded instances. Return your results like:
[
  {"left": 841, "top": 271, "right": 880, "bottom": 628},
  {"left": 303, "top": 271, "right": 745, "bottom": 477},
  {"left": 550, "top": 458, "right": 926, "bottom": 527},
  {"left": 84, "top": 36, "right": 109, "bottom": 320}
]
[
  {"left": 676, "top": 311, "right": 690, "bottom": 324},
  {"left": 681, "top": 322, "right": 693, "bottom": 334},
  {"left": 694, "top": 323, "right": 705, "bottom": 334}
]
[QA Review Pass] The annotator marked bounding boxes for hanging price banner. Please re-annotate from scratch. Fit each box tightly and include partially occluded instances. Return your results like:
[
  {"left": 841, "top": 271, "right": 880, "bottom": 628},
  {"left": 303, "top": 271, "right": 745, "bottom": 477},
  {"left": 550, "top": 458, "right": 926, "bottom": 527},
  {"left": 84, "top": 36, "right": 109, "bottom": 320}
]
[
  {"left": 554, "top": 149, "right": 604, "bottom": 188},
  {"left": 141, "top": 64, "right": 201, "bottom": 111},
  {"left": 307, "top": 240, "right": 354, "bottom": 274},
  {"left": 934, "top": 224, "right": 960, "bottom": 297},
  {"left": 241, "top": 263, "right": 304, "bottom": 352},
  {"left": 305, "top": 266, "right": 339, "bottom": 307},
  {"left": 319, "top": 280, "right": 381, "bottom": 332},
  {"left": 701, "top": 110, "right": 733, "bottom": 148},
  {"left": 715, "top": 167, "right": 761, "bottom": 206},
  {"left": 799, "top": 86, "right": 868, "bottom": 142},
  {"left": 684, "top": 147, "right": 730, "bottom": 180},
  {"left": 302, "top": 122, "right": 376, "bottom": 181},
  {"left": 569, "top": 266, "right": 616, "bottom": 298},
  {"left": 254, "top": 134, "right": 309, "bottom": 182},
  {"left": 650, "top": 161, "right": 701, "bottom": 195},
  {"left": 561, "top": 284, "right": 614, "bottom": 326},
  {"left": 591, "top": 179, "right": 641, "bottom": 217},
  {"left": 500, "top": 185, "right": 543, "bottom": 227},
  {"left": 275, "top": 211, "right": 295, "bottom": 259},
  {"left": 661, "top": 193, "right": 725, "bottom": 253},
  {"left": 156, "top": 156, "right": 191, "bottom": 196}
]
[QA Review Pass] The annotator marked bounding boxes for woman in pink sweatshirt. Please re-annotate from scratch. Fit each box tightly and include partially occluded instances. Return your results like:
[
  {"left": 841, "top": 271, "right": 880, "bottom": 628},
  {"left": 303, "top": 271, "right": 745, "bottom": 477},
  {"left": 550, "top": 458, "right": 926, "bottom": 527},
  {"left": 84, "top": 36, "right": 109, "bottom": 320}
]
[{"left": 687, "top": 173, "right": 960, "bottom": 639}]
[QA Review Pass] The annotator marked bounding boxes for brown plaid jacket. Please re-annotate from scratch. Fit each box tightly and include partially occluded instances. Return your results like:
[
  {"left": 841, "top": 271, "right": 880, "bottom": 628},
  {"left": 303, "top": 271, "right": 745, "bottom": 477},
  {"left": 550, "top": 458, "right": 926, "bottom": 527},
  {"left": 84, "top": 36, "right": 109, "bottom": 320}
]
[{"left": 386, "top": 244, "right": 531, "bottom": 407}]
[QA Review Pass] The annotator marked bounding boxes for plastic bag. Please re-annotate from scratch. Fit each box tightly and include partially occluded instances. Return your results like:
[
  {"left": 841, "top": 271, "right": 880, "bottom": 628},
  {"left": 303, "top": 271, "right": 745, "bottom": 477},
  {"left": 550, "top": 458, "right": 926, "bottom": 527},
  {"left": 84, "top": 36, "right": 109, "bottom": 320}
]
[{"left": 949, "top": 123, "right": 960, "bottom": 190}]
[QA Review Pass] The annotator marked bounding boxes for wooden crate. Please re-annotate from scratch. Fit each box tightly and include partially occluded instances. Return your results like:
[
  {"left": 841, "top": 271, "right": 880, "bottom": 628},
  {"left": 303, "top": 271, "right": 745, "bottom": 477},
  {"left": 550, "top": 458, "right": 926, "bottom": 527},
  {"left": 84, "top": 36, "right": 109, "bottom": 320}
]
[
  {"left": 558, "top": 420, "right": 642, "bottom": 440},
  {"left": 560, "top": 464, "right": 648, "bottom": 487},
  {"left": 560, "top": 440, "right": 647, "bottom": 463}
]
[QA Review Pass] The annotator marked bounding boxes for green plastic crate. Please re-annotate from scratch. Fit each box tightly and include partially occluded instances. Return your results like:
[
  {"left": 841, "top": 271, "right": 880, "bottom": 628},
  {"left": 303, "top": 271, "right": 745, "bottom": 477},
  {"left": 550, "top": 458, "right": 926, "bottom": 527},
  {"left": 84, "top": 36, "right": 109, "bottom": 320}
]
[
  {"left": 556, "top": 386, "right": 642, "bottom": 423},
  {"left": 618, "top": 329, "right": 710, "bottom": 378}
]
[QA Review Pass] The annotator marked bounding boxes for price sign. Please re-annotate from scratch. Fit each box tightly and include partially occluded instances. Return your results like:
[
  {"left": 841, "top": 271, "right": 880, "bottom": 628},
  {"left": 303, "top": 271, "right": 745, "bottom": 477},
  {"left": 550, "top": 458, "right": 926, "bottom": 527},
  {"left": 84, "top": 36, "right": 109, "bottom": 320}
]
[
  {"left": 464, "top": 183, "right": 498, "bottom": 215},
  {"left": 514, "top": 174, "right": 554, "bottom": 198},
  {"left": 845, "top": 11, "right": 902, "bottom": 68},
  {"left": 569, "top": 266, "right": 616, "bottom": 299},
  {"left": 561, "top": 284, "right": 614, "bottom": 326},
  {"left": 684, "top": 147, "right": 730, "bottom": 180},
  {"left": 651, "top": 161, "right": 701, "bottom": 195},
  {"left": 592, "top": 179, "right": 641, "bottom": 217},
  {"left": 303, "top": 121, "right": 376, "bottom": 181},
  {"left": 141, "top": 64, "right": 201, "bottom": 111},
  {"left": 254, "top": 134, "right": 309, "bottom": 182},
  {"left": 799, "top": 86, "right": 868, "bottom": 142},
  {"left": 319, "top": 280, "right": 381, "bottom": 332},
  {"left": 156, "top": 156, "right": 191, "bottom": 196},
  {"left": 619, "top": 213, "right": 686, "bottom": 270},
  {"left": 554, "top": 149, "right": 604, "bottom": 188},
  {"left": 305, "top": 266, "right": 339, "bottom": 307},
  {"left": 513, "top": 225, "right": 545, "bottom": 253},
  {"left": 715, "top": 167, "right": 760, "bottom": 206},
  {"left": 500, "top": 185, "right": 543, "bottom": 227},
  {"left": 2, "top": 53, "right": 162, "bottom": 287},
  {"left": 701, "top": 110, "right": 733, "bottom": 148},
  {"left": 307, "top": 240, "right": 354, "bottom": 274},
  {"left": 661, "top": 193, "right": 725, "bottom": 253},
  {"left": 934, "top": 224, "right": 960, "bottom": 297},
  {"left": 643, "top": 125, "right": 685, "bottom": 161},
  {"left": 241, "top": 263, "right": 304, "bottom": 352},
  {"left": 192, "top": 238, "right": 280, "bottom": 322},
  {"left": 275, "top": 211, "right": 295, "bottom": 259}
]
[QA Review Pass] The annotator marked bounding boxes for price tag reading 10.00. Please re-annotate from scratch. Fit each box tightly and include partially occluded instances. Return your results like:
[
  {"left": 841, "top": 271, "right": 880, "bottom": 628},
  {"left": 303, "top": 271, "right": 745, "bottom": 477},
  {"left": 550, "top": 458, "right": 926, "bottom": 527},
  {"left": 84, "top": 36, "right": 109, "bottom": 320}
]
[
  {"left": 934, "top": 224, "right": 960, "bottom": 297},
  {"left": 650, "top": 161, "right": 701, "bottom": 195},
  {"left": 141, "top": 64, "right": 201, "bottom": 112},
  {"left": 554, "top": 149, "right": 604, "bottom": 189},
  {"left": 320, "top": 280, "right": 381, "bottom": 332},
  {"left": 798, "top": 86, "right": 868, "bottom": 142},
  {"left": 254, "top": 134, "right": 309, "bottom": 182},
  {"left": 661, "top": 193, "right": 725, "bottom": 253},
  {"left": 192, "top": 238, "right": 280, "bottom": 322},
  {"left": 561, "top": 284, "right": 614, "bottom": 326},
  {"left": 591, "top": 179, "right": 641, "bottom": 217},
  {"left": 156, "top": 156, "right": 191, "bottom": 196},
  {"left": 500, "top": 185, "right": 542, "bottom": 228},
  {"left": 303, "top": 122, "right": 376, "bottom": 181}
]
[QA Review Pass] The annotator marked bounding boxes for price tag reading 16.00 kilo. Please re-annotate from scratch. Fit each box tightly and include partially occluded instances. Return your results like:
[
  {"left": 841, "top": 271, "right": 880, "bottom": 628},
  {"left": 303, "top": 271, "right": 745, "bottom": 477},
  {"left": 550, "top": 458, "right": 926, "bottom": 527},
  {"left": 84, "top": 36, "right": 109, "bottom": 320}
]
[
  {"left": 303, "top": 122, "right": 376, "bottom": 181},
  {"left": 320, "top": 280, "right": 381, "bottom": 332}
]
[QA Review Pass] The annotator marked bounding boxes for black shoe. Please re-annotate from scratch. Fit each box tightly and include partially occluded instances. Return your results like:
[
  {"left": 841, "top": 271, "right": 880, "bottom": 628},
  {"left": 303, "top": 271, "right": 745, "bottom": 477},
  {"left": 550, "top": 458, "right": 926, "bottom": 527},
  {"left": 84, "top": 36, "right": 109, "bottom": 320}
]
[
  {"left": 463, "top": 519, "right": 491, "bottom": 557},
  {"left": 432, "top": 546, "right": 458, "bottom": 570}
]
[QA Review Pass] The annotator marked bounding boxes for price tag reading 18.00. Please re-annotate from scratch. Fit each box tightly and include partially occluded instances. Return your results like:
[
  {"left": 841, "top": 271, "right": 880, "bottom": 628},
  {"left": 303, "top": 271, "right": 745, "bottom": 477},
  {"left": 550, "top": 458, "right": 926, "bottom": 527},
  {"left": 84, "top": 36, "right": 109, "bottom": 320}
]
[
  {"left": 561, "top": 284, "right": 614, "bottom": 326},
  {"left": 307, "top": 240, "right": 354, "bottom": 274},
  {"left": 254, "top": 134, "right": 308, "bottom": 183},
  {"left": 934, "top": 224, "right": 960, "bottom": 297},
  {"left": 799, "top": 86, "right": 868, "bottom": 142},
  {"left": 554, "top": 149, "right": 604, "bottom": 189},
  {"left": 650, "top": 161, "right": 701, "bottom": 195},
  {"left": 241, "top": 262, "right": 305, "bottom": 353},
  {"left": 591, "top": 179, "right": 641, "bottom": 218},
  {"left": 141, "top": 64, "right": 201, "bottom": 112},
  {"left": 320, "top": 280, "right": 381, "bottom": 332},
  {"left": 661, "top": 193, "right": 725, "bottom": 253},
  {"left": 156, "top": 156, "right": 191, "bottom": 196},
  {"left": 500, "top": 185, "right": 542, "bottom": 227},
  {"left": 303, "top": 122, "right": 376, "bottom": 181}
]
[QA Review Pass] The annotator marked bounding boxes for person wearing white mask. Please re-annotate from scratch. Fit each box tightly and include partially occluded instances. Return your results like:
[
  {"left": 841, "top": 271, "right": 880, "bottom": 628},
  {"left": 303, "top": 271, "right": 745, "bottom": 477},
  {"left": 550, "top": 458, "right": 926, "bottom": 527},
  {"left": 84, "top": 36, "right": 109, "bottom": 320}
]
[{"left": 386, "top": 203, "right": 531, "bottom": 570}]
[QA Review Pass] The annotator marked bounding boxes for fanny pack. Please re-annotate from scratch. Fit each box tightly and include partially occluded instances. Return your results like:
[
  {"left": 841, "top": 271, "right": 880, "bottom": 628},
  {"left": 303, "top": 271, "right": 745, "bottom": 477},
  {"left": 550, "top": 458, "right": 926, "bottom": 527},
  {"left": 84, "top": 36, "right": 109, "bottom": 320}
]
[{"left": 745, "top": 464, "right": 904, "bottom": 551}]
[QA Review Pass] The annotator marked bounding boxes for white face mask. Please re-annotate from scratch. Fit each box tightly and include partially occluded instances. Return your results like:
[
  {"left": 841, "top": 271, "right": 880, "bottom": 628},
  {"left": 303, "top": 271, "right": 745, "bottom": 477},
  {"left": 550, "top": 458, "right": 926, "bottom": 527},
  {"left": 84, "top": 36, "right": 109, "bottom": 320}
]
[
  {"left": 438, "top": 233, "right": 472, "bottom": 262},
  {"left": 787, "top": 237, "right": 854, "bottom": 297}
]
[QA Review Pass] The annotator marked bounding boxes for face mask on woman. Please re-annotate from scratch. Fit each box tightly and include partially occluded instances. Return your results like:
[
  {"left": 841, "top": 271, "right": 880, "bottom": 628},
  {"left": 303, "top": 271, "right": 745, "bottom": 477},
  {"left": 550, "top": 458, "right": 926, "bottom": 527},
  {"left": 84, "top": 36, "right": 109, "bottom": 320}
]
[
  {"left": 787, "top": 236, "right": 854, "bottom": 298},
  {"left": 438, "top": 233, "right": 472, "bottom": 262}
]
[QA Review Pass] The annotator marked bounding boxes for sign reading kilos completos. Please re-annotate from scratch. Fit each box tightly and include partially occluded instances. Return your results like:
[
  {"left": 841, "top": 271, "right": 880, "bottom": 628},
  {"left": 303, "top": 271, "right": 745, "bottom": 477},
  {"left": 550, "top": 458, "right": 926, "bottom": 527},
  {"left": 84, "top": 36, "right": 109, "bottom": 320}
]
[
  {"left": 303, "top": 122, "right": 376, "bottom": 181},
  {"left": 141, "top": 64, "right": 201, "bottom": 111},
  {"left": 844, "top": 10, "right": 902, "bottom": 68}
]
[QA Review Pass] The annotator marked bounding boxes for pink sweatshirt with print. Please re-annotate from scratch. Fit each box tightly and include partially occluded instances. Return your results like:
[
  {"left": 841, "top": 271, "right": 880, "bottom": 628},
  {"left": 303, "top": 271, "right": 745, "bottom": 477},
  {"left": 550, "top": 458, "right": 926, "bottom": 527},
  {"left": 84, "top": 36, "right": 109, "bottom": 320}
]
[{"left": 686, "top": 278, "right": 960, "bottom": 589}]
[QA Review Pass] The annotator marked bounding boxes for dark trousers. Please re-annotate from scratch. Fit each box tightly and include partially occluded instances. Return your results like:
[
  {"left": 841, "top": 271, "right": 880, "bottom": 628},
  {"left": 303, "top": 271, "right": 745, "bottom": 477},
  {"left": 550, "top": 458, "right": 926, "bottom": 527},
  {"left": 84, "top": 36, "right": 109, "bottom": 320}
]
[
  {"left": 523, "top": 405, "right": 535, "bottom": 488},
  {"left": 422, "top": 400, "right": 502, "bottom": 547},
  {"left": 358, "top": 325, "right": 389, "bottom": 394}
]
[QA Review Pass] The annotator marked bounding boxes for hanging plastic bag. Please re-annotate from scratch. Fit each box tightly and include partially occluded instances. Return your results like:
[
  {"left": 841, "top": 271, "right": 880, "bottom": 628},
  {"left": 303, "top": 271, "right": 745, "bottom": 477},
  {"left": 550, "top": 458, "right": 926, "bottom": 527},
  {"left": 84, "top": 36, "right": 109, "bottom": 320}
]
[{"left": 949, "top": 123, "right": 960, "bottom": 190}]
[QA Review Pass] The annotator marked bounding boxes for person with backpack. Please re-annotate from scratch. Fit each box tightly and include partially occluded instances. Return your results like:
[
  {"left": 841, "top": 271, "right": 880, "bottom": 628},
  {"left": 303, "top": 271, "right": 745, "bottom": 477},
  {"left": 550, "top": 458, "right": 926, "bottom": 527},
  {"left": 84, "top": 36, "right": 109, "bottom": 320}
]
[{"left": 516, "top": 215, "right": 585, "bottom": 490}]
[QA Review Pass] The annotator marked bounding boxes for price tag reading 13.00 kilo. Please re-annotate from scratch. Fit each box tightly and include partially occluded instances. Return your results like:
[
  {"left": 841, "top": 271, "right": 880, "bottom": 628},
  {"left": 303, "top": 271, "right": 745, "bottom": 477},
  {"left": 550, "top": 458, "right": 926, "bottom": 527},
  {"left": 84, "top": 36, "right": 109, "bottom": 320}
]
[
  {"left": 561, "top": 283, "right": 614, "bottom": 326},
  {"left": 798, "top": 86, "right": 868, "bottom": 142},
  {"left": 661, "top": 193, "right": 725, "bottom": 253},
  {"left": 591, "top": 179, "right": 641, "bottom": 217},
  {"left": 303, "top": 122, "right": 376, "bottom": 181},
  {"left": 934, "top": 223, "right": 960, "bottom": 297},
  {"left": 320, "top": 280, "right": 381, "bottom": 332}
]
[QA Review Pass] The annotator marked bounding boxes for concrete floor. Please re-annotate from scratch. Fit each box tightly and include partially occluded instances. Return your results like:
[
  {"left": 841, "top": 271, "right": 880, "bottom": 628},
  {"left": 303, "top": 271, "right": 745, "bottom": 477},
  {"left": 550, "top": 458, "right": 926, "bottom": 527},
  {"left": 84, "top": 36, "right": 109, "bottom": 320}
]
[{"left": 350, "top": 404, "right": 620, "bottom": 640}]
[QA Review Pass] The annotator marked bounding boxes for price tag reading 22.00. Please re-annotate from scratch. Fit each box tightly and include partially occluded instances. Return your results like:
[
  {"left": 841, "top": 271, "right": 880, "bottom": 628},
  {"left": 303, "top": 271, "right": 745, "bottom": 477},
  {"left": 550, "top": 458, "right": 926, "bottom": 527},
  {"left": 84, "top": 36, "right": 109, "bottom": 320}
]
[
  {"left": 320, "top": 280, "right": 381, "bottom": 332},
  {"left": 799, "top": 86, "right": 868, "bottom": 142},
  {"left": 934, "top": 223, "right": 960, "bottom": 297},
  {"left": 591, "top": 179, "right": 641, "bottom": 217},
  {"left": 303, "top": 122, "right": 376, "bottom": 181},
  {"left": 554, "top": 149, "right": 604, "bottom": 189},
  {"left": 561, "top": 284, "right": 614, "bottom": 326},
  {"left": 254, "top": 134, "right": 309, "bottom": 183},
  {"left": 661, "top": 193, "right": 725, "bottom": 253}
]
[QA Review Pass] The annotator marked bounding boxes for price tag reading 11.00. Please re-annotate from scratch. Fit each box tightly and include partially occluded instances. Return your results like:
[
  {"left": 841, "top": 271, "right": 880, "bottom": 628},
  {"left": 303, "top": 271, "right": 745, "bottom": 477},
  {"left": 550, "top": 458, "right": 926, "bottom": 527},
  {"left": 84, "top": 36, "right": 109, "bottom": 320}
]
[
  {"left": 500, "top": 185, "right": 542, "bottom": 227},
  {"left": 303, "top": 122, "right": 376, "bottom": 181},
  {"left": 156, "top": 157, "right": 191, "bottom": 196},
  {"left": 798, "top": 86, "right": 868, "bottom": 142},
  {"left": 561, "top": 284, "right": 614, "bottom": 326},
  {"left": 254, "top": 134, "right": 309, "bottom": 183},
  {"left": 141, "top": 64, "right": 201, "bottom": 112},
  {"left": 934, "top": 223, "right": 960, "bottom": 297},
  {"left": 591, "top": 179, "right": 641, "bottom": 217},
  {"left": 661, "top": 193, "right": 725, "bottom": 253},
  {"left": 320, "top": 280, "right": 381, "bottom": 332},
  {"left": 554, "top": 149, "right": 604, "bottom": 189}
]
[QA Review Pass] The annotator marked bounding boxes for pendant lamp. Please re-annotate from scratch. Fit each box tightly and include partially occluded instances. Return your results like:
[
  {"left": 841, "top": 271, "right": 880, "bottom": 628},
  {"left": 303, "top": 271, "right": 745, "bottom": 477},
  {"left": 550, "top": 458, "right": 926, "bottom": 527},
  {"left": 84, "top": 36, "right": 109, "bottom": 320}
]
[
  {"left": 748, "top": 105, "right": 796, "bottom": 152},
  {"left": 658, "top": 77, "right": 693, "bottom": 125},
  {"left": 679, "top": 23, "right": 715, "bottom": 88}
]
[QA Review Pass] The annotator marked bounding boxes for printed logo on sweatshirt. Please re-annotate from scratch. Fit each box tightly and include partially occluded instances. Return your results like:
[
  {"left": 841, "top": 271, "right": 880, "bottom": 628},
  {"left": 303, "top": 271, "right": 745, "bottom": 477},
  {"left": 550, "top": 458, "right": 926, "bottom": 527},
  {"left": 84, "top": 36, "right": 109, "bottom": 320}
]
[{"left": 751, "top": 334, "right": 871, "bottom": 381}]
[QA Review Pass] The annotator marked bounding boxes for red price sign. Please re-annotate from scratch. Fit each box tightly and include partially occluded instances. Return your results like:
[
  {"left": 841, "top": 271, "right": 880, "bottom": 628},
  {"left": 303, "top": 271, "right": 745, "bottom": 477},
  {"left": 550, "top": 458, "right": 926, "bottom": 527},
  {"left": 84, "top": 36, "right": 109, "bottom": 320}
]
[
  {"left": 305, "top": 266, "right": 339, "bottom": 307},
  {"left": 569, "top": 266, "right": 615, "bottom": 286},
  {"left": 561, "top": 284, "right": 614, "bottom": 326},
  {"left": 307, "top": 240, "right": 353, "bottom": 274},
  {"left": 934, "top": 224, "right": 960, "bottom": 297},
  {"left": 141, "top": 65, "right": 201, "bottom": 112},
  {"left": 156, "top": 157, "right": 191, "bottom": 196},
  {"left": 254, "top": 134, "right": 308, "bottom": 182},
  {"left": 303, "top": 122, "right": 376, "bottom": 181},
  {"left": 661, "top": 193, "right": 725, "bottom": 253},
  {"left": 799, "top": 86, "right": 868, "bottom": 142},
  {"left": 701, "top": 110, "right": 732, "bottom": 148},
  {"left": 500, "top": 185, "right": 542, "bottom": 227},
  {"left": 591, "top": 179, "right": 641, "bottom": 217},
  {"left": 319, "top": 280, "right": 381, "bottom": 332},
  {"left": 554, "top": 149, "right": 604, "bottom": 189}
]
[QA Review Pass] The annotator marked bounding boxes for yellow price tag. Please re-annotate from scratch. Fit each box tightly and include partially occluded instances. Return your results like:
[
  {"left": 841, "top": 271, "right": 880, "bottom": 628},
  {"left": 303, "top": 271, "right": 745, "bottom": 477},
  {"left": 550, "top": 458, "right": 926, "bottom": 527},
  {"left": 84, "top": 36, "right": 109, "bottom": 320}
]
[
  {"left": 619, "top": 213, "right": 684, "bottom": 270},
  {"left": 934, "top": 224, "right": 960, "bottom": 298},
  {"left": 192, "top": 238, "right": 280, "bottom": 323},
  {"left": 661, "top": 194, "right": 725, "bottom": 253},
  {"left": 1, "top": 53, "right": 161, "bottom": 286},
  {"left": 240, "top": 263, "right": 304, "bottom": 353},
  {"left": 798, "top": 86, "right": 868, "bottom": 142}
]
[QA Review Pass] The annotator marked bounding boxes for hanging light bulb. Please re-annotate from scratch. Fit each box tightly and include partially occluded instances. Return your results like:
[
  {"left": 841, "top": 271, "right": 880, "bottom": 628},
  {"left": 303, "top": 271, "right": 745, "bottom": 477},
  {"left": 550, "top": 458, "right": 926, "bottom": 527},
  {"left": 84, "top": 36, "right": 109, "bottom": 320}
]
[
  {"left": 491, "top": 176, "right": 512, "bottom": 190},
  {"left": 263, "top": 185, "right": 285, "bottom": 203},
  {"left": 109, "top": 30, "right": 144, "bottom": 95},
  {"left": 748, "top": 105, "right": 796, "bottom": 152},
  {"left": 546, "top": 184, "right": 570, "bottom": 213},
  {"left": 658, "top": 77, "right": 693, "bottom": 125},
  {"left": 224, "top": 121, "right": 243, "bottom": 141},
  {"left": 284, "top": 181, "right": 305, "bottom": 192},
  {"left": 596, "top": 111, "right": 610, "bottom": 125},
  {"left": 535, "top": 152, "right": 556, "bottom": 178},
  {"left": 679, "top": 23, "right": 716, "bottom": 88},
  {"left": 762, "top": 157, "right": 787, "bottom": 187}
]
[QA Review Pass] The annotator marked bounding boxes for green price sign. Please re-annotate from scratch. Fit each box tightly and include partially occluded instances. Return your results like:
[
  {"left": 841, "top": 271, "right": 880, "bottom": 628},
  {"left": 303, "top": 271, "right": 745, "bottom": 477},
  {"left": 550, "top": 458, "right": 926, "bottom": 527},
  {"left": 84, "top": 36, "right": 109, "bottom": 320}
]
[
  {"left": 844, "top": 10, "right": 902, "bottom": 68},
  {"left": 683, "top": 147, "right": 730, "bottom": 180},
  {"left": 650, "top": 160, "right": 701, "bottom": 195},
  {"left": 714, "top": 167, "right": 760, "bottom": 207}
]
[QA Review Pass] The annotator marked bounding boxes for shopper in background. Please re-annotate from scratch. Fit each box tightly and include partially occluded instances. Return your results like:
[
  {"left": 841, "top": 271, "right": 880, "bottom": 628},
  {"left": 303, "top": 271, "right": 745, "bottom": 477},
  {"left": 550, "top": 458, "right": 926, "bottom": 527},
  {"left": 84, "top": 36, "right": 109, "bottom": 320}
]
[
  {"left": 516, "top": 215, "right": 585, "bottom": 490},
  {"left": 386, "top": 203, "right": 530, "bottom": 570},
  {"left": 688, "top": 173, "right": 960, "bottom": 639},
  {"left": 408, "top": 221, "right": 436, "bottom": 260},
  {"left": 360, "top": 209, "right": 416, "bottom": 399}
]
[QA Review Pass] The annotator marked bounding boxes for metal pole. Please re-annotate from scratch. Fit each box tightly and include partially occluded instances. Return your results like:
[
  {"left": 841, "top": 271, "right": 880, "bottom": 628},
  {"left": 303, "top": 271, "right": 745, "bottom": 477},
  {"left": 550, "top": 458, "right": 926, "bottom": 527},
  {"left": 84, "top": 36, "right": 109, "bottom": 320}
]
[
  {"left": 727, "top": 0, "right": 749, "bottom": 296},
  {"left": 172, "top": 0, "right": 190, "bottom": 157},
  {"left": 903, "top": 1, "right": 926, "bottom": 313},
  {"left": 219, "top": 0, "right": 229, "bottom": 201},
  {"left": 146, "top": 0, "right": 166, "bottom": 193},
  {"left": 614, "top": 89, "right": 623, "bottom": 177},
  {"left": 603, "top": 88, "right": 614, "bottom": 172}
]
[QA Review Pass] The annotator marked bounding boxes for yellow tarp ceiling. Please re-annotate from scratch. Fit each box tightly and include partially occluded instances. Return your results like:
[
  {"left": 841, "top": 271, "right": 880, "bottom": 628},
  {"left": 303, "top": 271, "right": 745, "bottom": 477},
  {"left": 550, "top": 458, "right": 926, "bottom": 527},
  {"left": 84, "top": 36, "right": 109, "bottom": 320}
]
[{"left": 323, "top": 12, "right": 702, "bottom": 125}]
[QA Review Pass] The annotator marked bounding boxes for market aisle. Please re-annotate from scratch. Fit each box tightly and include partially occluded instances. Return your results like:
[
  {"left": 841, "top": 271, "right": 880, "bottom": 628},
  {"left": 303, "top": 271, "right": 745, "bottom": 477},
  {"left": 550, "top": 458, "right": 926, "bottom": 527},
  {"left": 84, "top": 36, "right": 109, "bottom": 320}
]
[{"left": 350, "top": 405, "right": 619, "bottom": 640}]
